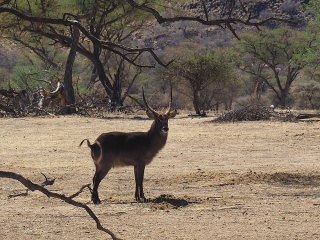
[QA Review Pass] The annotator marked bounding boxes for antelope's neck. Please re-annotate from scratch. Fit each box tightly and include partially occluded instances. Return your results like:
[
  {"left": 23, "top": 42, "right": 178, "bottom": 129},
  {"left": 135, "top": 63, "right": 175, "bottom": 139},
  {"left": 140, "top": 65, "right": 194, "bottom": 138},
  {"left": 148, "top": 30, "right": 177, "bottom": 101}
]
[{"left": 148, "top": 120, "right": 168, "bottom": 149}]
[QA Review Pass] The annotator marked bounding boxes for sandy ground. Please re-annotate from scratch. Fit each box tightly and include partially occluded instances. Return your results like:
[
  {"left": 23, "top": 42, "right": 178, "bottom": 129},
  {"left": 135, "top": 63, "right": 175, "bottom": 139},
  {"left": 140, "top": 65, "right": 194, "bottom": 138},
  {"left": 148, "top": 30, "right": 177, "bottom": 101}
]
[{"left": 1, "top": 115, "right": 320, "bottom": 240}]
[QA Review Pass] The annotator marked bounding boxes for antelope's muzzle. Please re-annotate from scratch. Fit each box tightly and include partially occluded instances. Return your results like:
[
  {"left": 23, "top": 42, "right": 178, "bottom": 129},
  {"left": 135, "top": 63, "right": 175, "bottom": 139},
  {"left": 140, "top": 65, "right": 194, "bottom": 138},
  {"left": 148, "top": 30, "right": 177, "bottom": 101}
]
[{"left": 162, "top": 127, "right": 169, "bottom": 132}]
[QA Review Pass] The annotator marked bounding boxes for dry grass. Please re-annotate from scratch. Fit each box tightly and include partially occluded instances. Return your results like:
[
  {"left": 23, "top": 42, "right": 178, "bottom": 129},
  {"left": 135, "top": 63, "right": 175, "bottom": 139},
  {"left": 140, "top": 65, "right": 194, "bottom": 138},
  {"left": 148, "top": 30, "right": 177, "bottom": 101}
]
[{"left": 1, "top": 115, "right": 320, "bottom": 239}]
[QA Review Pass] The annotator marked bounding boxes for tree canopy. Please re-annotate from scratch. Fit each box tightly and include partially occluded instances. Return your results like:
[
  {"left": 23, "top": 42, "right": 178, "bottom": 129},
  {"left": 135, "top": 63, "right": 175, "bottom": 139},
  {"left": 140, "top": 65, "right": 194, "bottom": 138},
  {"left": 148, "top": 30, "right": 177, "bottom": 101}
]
[
  {"left": 163, "top": 48, "right": 240, "bottom": 115},
  {"left": 236, "top": 27, "right": 316, "bottom": 107}
]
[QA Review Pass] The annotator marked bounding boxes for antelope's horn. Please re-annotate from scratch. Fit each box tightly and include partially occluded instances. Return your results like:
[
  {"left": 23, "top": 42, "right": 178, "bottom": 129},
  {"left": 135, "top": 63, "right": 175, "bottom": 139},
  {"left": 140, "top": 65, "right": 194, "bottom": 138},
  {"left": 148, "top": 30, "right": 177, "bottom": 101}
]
[
  {"left": 165, "top": 86, "right": 173, "bottom": 114},
  {"left": 142, "top": 88, "right": 157, "bottom": 115},
  {"left": 50, "top": 82, "right": 61, "bottom": 95}
]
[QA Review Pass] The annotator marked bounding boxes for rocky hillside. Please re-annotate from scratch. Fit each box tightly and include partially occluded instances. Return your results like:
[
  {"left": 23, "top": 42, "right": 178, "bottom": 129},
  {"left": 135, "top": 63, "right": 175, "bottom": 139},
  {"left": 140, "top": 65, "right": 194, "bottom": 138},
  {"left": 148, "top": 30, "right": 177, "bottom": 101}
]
[{"left": 186, "top": 0, "right": 308, "bottom": 25}]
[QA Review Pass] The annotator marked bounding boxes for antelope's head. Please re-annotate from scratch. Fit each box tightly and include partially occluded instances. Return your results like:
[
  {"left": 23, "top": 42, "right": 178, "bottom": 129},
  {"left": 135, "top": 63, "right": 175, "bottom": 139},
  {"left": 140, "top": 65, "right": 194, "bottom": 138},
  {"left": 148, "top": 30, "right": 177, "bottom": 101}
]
[{"left": 143, "top": 88, "right": 177, "bottom": 134}]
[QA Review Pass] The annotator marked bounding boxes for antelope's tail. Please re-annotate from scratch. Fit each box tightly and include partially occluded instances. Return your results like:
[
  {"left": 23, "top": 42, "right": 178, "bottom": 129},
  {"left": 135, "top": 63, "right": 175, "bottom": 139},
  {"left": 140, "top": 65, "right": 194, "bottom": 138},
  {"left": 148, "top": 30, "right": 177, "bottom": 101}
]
[{"left": 79, "top": 139, "right": 92, "bottom": 149}]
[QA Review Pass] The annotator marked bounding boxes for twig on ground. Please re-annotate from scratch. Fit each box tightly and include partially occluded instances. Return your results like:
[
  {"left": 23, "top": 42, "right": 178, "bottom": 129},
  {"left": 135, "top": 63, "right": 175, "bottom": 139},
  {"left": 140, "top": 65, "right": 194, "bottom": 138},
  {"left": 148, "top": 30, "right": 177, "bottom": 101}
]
[
  {"left": 40, "top": 172, "right": 56, "bottom": 187},
  {"left": 69, "top": 183, "right": 91, "bottom": 199},
  {"left": 8, "top": 189, "right": 29, "bottom": 198}
]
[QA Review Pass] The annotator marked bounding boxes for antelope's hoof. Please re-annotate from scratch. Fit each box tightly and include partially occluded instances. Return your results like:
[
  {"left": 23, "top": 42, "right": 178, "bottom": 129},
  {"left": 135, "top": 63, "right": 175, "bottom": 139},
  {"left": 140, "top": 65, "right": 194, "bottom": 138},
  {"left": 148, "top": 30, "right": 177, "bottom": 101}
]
[{"left": 136, "top": 197, "right": 147, "bottom": 203}]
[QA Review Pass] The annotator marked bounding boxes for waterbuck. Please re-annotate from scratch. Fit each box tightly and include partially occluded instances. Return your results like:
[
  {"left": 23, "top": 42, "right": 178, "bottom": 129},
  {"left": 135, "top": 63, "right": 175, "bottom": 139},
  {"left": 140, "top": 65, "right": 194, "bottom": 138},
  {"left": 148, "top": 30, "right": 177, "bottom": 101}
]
[{"left": 80, "top": 89, "right": 177, "bottom": 204}]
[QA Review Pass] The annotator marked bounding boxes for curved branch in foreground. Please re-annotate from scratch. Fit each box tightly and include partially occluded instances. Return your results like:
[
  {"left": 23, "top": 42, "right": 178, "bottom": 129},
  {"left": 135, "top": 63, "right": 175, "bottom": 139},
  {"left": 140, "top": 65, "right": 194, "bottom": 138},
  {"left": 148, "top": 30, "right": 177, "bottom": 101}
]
[{"left": 0, "top": 171, "right": 122, "bottom": 240}]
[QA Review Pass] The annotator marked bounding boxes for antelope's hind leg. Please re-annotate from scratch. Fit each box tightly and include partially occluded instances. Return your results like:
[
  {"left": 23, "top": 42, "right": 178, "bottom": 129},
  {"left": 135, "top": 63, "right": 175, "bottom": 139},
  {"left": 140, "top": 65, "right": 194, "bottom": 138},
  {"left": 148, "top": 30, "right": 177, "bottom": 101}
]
[{"left": 92, "top": 164, "right": 111, "bottom": 204}]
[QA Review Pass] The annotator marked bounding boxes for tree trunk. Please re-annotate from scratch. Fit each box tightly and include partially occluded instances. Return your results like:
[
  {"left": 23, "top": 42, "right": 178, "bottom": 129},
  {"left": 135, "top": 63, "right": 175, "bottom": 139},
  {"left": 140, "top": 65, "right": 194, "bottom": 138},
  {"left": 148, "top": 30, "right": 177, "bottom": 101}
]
[
  {"left": 215, "top": 103, "right": 219, "bottom": 111},
  {"left": 110, "top": 89, "right": 123, "bottom": 111},
  {"left": 93, "top": 56, "right": 113, "bottom": 97},
  {"left": 109, "top": 60, "right": 125, "bottom": 111},
  {"left": 279, "top": 89, "right": 288, "bottom": 108},
  {"left": 63, "top": 25, "right": 80, "bottom": 114},
  {"left": 192, "top": 90, "right": 202, "bottom": 115},
  {"left": 224, "top": 99, "right": 232, "bottom": 110},
  {"left": 110, "top": 76, "right": 123, "bottom": 111},
  {"left": 252, "top": 80, "right": 264, "bottom": 103}
]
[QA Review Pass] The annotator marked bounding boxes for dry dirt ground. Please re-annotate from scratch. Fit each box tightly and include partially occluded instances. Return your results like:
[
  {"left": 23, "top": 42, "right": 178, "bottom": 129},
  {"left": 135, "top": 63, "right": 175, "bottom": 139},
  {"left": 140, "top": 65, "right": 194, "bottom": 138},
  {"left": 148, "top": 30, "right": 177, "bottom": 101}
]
[{"left": 1, "top": 115, "right": 320, "bottom": 240}]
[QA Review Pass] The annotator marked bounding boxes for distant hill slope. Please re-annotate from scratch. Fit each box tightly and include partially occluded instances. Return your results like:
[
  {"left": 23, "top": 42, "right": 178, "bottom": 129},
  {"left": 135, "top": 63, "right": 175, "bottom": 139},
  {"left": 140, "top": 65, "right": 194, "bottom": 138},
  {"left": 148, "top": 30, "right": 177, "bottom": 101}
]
[{"left": 133, "top": 0, "right": 309, "bottom": 51}]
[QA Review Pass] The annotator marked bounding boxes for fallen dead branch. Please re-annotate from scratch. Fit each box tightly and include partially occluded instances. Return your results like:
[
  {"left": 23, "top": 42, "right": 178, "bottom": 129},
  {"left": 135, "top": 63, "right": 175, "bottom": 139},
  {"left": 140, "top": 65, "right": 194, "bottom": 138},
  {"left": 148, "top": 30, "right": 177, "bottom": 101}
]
[
  {"left": 40, "top": 172, "right": 55, "bottom": 187},
  {"left": 296, "top": 113, "right": 320, "bottom": 120},
  {"left": 0, "top": 170, "right": 122, "bottom": 240}
]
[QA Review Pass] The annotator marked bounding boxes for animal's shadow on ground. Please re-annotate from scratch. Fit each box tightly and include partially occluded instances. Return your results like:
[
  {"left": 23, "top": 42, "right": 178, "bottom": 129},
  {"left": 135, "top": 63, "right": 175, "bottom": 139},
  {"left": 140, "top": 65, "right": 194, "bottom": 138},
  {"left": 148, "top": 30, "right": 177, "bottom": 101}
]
[
  {"left": 98, "top": 194, "right": 193, "bottom": 208},
  {"left": 149, "top": 194, "right": 190, "bottom": 208}
]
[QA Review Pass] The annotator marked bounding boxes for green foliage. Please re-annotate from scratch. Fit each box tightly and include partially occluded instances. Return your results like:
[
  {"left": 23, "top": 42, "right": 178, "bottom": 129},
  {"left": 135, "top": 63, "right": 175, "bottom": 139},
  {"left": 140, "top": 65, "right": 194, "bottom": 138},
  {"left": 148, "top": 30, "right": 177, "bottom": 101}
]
[
  {"left": 3, "top": 47, "right": 65, "bottom": 90},
  {"left": 174, "top": 51, "right": 234, "bottom": 89},
  {"left": 305, "top": 0, "right": 320, "bottom": 82},
  {"left": 162, "top": 47, "right": 241, "bottom": 114},
  {"left": 307, "top": 0, "right": 320, "bottom": 22},
  {"left": 235, "top": 27, "right": 317, "bottom": 107},
  {"left": 10, "top": 65, "right": 43, "bottom": 89},
  {"left": 237, "top": 28, "right": 314, "bottom": 69}
]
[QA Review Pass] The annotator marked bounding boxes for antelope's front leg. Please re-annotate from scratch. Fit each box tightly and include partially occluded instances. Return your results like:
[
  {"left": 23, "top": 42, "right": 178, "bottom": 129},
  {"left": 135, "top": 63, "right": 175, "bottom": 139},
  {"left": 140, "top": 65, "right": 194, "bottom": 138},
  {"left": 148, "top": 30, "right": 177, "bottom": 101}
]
[{"left": 134, "top": 165, "right": 146, "bottom": 203}]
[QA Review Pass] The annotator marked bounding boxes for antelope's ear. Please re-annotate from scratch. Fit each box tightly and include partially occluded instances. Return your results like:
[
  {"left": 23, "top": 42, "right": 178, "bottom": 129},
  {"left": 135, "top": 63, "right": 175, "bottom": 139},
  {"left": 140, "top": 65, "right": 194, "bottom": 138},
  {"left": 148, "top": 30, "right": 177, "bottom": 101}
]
[
  {"left": 146, "top": 110, "right": 156, "bottom": 119},
  {"left": 168, "top": 109, "right": 177, "bottom": 118}
]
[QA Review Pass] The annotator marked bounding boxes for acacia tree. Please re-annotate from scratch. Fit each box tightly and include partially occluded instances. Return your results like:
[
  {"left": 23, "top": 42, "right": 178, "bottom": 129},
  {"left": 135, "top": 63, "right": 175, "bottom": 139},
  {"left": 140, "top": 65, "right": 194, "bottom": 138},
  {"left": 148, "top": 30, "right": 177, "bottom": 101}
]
[
  {"left": 163, "top": 49, "right": 239, "bottom": 115},
  {"left": 303, "top": 0, "right": 320, "bottom": 82},
  {"left": 236, "top": 28, "right": 316, "bottom": 107}
]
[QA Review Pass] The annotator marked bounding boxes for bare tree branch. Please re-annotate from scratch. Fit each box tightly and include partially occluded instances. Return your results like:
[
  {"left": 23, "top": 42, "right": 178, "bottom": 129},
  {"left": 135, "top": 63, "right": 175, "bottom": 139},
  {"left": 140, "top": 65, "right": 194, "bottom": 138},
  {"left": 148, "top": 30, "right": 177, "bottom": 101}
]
[
  {"left": 200, "top": 0, "right": 209, "bottom": 21},
  {"left": 0, "top": 6, "right": 170, "bottom": 67},
  {"left": 0, "top": 170, "right": 122, "bottom": 240},
  {"left": 126, "top": 0, "right": 294, "bottom": 38},
  {"left": 126, "top": 94, "right": 145, "bottom": 109},
  {"left": 121, "top": 67, "right": 142, "bottom": 103}
]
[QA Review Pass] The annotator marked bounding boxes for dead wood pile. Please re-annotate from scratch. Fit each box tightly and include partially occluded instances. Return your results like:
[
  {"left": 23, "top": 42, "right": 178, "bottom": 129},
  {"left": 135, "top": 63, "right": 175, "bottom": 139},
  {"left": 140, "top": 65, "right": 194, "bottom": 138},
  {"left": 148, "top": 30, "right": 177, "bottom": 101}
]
[
  {"left": 215, "top": 104, "right": 272, "bottom": 122},
  {"left": 214, "top": 104, "right": 320, "bottom": 122}
]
